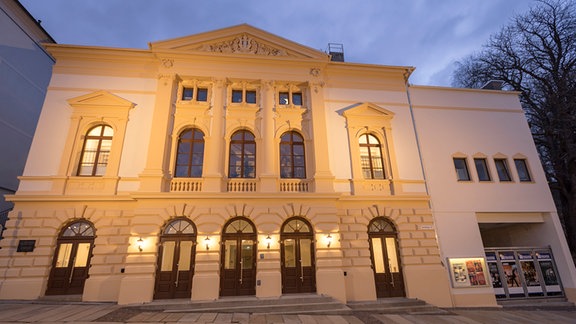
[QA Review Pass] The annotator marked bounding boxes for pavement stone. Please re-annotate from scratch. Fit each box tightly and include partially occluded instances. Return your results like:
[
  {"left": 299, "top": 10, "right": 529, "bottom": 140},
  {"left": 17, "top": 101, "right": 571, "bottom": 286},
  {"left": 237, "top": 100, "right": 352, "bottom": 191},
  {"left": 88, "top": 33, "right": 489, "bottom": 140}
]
[{"left": 0, "top": 301, "right": 574, "bottom": 323}]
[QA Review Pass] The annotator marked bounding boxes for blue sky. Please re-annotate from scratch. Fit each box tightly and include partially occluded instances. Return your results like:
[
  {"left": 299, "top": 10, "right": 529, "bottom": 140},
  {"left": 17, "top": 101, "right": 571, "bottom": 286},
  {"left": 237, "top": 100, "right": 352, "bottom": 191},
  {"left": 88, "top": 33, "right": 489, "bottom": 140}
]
[{"left": 20, "top": 0, "right": 536, "bottom": 86}]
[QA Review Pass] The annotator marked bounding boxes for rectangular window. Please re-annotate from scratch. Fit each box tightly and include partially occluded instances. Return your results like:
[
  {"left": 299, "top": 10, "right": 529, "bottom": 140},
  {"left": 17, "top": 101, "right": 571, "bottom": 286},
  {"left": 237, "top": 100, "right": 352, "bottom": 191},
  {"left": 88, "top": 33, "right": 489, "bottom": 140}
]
[
  {"left": 232, "top": 90, "right": 243, "bottom": 103},
  {"left": 453, "top": 158, "right": 471, "bottom": 181},
  {"left": 514, "top": 159, "right": 532, "bottom": 182},
  {"left": 182, "top": 87, "right": 194, "bottom": 100},
  {"left": 495, "top": 158, "right": 512, "bottom": 181},
  {"left": 279, "top": 92, "right": 289, "bottom": 105},
  {"left": 292, "top": 92, "right": 303, "bottom": 105},
  {"left": 196, "top": 88, "right": 208, "bottom": 101},
  {"left": 246, "top": 90, "right": 257, "bottom": 103},
  {"left": 474, "top": 158, "right": 491, "bottom": 181}
]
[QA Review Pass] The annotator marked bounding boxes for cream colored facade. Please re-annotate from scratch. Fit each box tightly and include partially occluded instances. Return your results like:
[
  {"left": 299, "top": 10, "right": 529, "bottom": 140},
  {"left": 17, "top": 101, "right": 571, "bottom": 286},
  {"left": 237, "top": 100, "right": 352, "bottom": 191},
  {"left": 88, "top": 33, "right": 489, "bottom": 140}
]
[{"left": 0, "top": 25, "right": 574, "bottom": 307}]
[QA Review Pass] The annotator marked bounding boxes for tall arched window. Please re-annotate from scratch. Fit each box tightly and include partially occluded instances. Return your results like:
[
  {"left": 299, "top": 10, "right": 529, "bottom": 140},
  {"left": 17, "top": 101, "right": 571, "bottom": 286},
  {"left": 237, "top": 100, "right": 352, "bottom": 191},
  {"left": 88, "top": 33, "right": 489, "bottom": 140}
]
[
  {"left": 175, "top": 128, "right": 205, "bottom": 178},
  {"left": 359, "top": 134, "right": 385, "bottom": 179},
  {"left": 229, "top": 130, "right": 256, "bottom": 178},
  {"left": 77, "top": 125, "right": 113, "bottom": 176},
  {"left": 280, "top": 131, "right": 306, "bottom": 179}
]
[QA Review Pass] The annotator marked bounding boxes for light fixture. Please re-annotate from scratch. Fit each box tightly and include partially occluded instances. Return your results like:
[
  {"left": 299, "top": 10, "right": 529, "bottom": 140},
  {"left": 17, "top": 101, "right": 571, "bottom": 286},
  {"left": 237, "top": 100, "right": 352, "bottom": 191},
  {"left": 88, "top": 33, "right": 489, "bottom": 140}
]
[
  {"left": 137, "top": 237, "right": 144, "bottom": 252},
  {"left": 265, "top": 235, "right": 272, "bottom": 249},
  {"left": 326, "top": 234, "right": 333, "bottom": 248},
  {"left": 205, "top": 236, "right": 211, "bottom": 250}
]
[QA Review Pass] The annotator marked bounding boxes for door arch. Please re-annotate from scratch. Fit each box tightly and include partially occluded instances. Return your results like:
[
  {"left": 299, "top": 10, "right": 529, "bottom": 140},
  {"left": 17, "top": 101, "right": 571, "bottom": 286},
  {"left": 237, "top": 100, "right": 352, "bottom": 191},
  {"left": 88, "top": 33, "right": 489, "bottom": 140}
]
[
  {"left": 154, "top": 218, "right": 197, "bottom": 299},
  {"left": 46, "top": 220, "right": 95, "bottom": 296},
  {"left": 368, "top": 217, "right": 405, "bottom": 298},
  {"left": 281, "top": 217, "right": 316, "bottom": 293},
  {"left": 220, "top": 217, "right": 257, "bottom": 296}
]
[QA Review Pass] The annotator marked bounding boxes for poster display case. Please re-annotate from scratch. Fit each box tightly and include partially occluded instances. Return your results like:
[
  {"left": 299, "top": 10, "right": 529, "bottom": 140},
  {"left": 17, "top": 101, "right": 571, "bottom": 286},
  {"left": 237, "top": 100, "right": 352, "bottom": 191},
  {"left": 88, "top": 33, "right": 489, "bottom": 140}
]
[
  {"left": 447, "top": 257, "right": 489, "bottom": 288},
  {"left": 484, "top": 247, "right": 563, "bottom": 299}
]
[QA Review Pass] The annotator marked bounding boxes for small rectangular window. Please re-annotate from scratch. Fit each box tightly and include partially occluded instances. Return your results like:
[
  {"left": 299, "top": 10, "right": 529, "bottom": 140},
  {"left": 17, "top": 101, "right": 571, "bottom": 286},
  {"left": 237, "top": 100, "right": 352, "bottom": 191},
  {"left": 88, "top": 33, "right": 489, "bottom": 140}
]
[
  {"left": 514, "top": 159, "right": 532, "bottom": 182},
  {"left": 495, "top": 159, "right": 512, "bottom": 181},
  {"left": 246, "top": 90, "right": 256, "bottom": 104},
  {"left": 196, "top": 88, "right": 208, "bottom": 102},
  {"left": 279, "top": 92, "right": 289, "bottom": 105},
  {"left": 292, "top": 92, "right": 302, "bottom": 106},
  {"left": 182, "top": 87, "right": 193, "bottom": 100},
  {"left": 474, "top": 158, "right": 491, "bottom": 181},
  {"left": 453, "top": 158, "right": 470, "bottom": 181},
  {"left": 232, "top": 90, "right": 243, "bottom": 103}
]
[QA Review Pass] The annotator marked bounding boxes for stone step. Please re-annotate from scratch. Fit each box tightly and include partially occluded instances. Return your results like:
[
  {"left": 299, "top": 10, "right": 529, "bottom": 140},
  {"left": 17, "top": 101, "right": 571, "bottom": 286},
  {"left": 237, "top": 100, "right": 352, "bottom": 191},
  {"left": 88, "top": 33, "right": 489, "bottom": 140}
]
[
  {"left": 164, "top": 300, "right": 349, "bottom": 314},
  {"left": 347, "top": 297, "right": 448, "bottom": 314},
  {"left": 498, "top": 297, "right": 575, "bottom": 309},
  {"left": 152, "top": 294, "right": 335, "bottom": 311}
]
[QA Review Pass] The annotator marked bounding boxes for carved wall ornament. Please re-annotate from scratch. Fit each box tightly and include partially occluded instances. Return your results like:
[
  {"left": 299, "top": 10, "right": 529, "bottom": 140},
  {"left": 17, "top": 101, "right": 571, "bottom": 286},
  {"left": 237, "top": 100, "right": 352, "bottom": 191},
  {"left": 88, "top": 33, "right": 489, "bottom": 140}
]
[
  {"left": 161, "top": 58, "right": 174, "bottom": 68},
  {"left": 310, "top": 68, "right": 321, "bottom": 77},
  {"left": 200, "top": 34, "right": 288, "bottom": 56}
]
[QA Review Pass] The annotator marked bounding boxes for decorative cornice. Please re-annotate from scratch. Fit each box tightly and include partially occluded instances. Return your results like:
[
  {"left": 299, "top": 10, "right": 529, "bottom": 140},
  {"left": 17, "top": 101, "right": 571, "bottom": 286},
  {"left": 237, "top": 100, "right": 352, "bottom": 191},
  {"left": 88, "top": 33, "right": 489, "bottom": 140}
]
[{"left": 198, "top": 34, "right": 288, "bottom": 56}]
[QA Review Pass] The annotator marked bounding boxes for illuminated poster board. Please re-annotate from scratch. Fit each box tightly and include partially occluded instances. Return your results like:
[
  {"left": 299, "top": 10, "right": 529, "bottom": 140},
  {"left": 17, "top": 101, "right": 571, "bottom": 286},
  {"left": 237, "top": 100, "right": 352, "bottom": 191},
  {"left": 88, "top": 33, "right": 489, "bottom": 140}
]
[{"left": 448, "top": 257, "right": 489, "bottom": 288}]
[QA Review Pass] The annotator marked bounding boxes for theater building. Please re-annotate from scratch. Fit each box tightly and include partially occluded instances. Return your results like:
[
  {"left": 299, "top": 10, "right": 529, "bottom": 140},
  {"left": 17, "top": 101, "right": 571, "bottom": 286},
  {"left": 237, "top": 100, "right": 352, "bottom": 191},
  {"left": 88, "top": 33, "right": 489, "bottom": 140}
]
[{"left": 1, "top": 24, "right": 574, "bottom": 307}]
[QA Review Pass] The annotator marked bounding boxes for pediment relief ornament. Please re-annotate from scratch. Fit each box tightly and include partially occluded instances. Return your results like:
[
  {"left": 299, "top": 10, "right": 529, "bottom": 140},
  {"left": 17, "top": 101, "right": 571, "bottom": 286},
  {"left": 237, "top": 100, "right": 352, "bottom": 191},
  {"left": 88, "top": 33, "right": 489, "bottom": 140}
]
[{"left": 199, "top": 34, "right": 289, "bottom": 56}]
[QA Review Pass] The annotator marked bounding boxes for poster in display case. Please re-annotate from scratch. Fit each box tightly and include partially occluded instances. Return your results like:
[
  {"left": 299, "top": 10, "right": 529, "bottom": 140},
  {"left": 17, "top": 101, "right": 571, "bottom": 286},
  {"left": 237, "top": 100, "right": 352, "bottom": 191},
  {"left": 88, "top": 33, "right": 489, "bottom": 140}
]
[{"left": 448, "top": 257, "right": 489, "bottom": 288}]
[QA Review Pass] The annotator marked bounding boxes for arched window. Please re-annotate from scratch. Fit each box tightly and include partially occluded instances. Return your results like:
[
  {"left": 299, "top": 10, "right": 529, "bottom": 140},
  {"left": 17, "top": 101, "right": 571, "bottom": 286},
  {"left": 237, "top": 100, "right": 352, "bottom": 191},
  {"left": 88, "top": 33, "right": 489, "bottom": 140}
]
[
  {"left": 175, "top": 128, "right": 205, "bottom": 178},
  {"left": 280, "top": 131, "right": 306, "bottom": 179},
  {"left": 229, "top": 130, "right": 256, "bottom": 178},
  {"left": 78, "top": 125, "right": 113, "bottom": 176},
  {"left": 359, "top": 134, "right": 385, "bottom": 179}
]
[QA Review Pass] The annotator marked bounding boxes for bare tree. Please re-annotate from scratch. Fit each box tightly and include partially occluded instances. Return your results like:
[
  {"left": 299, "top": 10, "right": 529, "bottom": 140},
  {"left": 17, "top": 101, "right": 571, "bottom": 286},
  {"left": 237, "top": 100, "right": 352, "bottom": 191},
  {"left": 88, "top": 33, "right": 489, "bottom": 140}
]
[{"left": 453, "top": 0, "right": 576, "bottom": 257}]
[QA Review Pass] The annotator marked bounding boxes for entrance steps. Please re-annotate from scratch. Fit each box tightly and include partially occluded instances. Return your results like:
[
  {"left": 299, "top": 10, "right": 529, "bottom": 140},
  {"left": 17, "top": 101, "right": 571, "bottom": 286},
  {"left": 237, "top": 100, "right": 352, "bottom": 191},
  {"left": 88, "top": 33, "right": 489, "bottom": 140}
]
[
  {"left": 347, "top": 297, "right": 448, "bottom": 314},
  {"left": 498, "top": 297, "right": 575, "bottom": 309},
  {"left": 142, "top": 294, "right": 445, "bottom": 315}
]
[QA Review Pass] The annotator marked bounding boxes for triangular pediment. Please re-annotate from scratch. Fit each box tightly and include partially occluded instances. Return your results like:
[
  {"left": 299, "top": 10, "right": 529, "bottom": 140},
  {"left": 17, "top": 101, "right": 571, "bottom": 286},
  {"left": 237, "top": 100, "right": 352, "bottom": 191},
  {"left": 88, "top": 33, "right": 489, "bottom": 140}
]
[
  {"left": 67, "top": 90, "right": 136, "bottom": 109},
  {"left": 149, "top": 24, "right": 329, "bottom": 60},
  {"left": 340, "top": 103, "right": 395, "bottom": 118}
]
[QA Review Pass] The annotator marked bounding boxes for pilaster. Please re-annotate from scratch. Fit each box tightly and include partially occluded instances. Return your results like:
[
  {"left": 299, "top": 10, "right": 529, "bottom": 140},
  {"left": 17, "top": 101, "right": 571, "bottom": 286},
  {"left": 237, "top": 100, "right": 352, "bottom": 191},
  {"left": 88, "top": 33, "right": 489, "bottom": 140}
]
[
  {"left": 259, "top": 80, "right": 278, "bottom": 192},
  {"left": 202, "top": 78, "right": 226, "bottom": 192},
  {"left": 139, "top": 74, "right": 178, "bottom": 192},
  {"left": 308, "top": 82, "right": 335, "bottom": 192}
]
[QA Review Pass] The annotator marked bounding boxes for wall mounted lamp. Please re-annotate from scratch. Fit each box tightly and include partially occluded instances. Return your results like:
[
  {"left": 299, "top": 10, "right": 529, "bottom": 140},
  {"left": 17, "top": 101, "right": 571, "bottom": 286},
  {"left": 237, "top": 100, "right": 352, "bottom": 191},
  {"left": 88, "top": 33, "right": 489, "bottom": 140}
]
[
  {"left": 326, "top": 234, "right": 333, "bottom": 248},
  {"left": 265, "top": 235, "right": 272, "bottom": 249},
  {"left": 136, "top": 237, "right": 144, "bottom": 252},
  {"left": 205, "top": 236, "right": 211, "bottom": 250}
]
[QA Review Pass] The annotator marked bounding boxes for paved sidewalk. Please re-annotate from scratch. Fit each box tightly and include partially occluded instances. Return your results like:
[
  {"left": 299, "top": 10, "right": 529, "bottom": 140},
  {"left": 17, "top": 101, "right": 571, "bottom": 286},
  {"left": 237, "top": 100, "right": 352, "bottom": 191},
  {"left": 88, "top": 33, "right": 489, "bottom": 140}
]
[{"left": 0, "top": 301, "right": 575, "bottom": 323}]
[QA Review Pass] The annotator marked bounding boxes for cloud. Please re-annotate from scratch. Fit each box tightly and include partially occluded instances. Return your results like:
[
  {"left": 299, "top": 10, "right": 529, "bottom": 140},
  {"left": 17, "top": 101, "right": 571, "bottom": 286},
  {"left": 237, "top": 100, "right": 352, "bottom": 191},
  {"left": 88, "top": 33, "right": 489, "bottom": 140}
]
[{"left": 20, "top": 0, "right": 536, "bottom": 86}]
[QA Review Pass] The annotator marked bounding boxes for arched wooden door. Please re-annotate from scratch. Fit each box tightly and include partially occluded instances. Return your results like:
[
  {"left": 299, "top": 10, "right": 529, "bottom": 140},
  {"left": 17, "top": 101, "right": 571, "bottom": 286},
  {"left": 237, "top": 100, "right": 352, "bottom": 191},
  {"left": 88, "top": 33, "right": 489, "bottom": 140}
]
[
  {"left": 154, "top": 218, "right": 197, "bottom": 299},
  {"left": 46, "top": 220, "right": 95, "bottom": 296},
  {"left": 281, "top": 217, "right": 316, "bottom": 294},
  {"left": 368, "top": 217, "right": 405, "bottom": 298},
  {"left": 220, "top": 217, "right": 257, "bottom": 296}
]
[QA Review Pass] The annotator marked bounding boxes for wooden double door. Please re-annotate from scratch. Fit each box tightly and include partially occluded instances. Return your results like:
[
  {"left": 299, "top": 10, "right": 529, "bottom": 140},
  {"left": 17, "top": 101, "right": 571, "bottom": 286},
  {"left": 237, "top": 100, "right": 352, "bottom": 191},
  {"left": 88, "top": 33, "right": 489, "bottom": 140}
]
[
  {"left": 46, "top": 220, "right": 95, "bottom": 296},
  {"left": 220, "top": 217, "right": 257, "bottom": 296},
  {"left": 368, "top": 218, "right": 405, "bottom": 298},
  {"left": 154, "top": 218, "right": 197, "bottom": 299},
  {"left": 281, "top": 217, "right": 316, "bottom": 294}
]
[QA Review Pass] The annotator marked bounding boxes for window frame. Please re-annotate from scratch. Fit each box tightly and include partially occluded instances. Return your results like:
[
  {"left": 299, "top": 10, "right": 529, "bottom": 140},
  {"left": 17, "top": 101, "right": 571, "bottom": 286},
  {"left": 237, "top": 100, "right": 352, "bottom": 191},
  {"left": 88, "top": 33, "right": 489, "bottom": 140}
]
[
  {"left": 174, "top": 128, "right": 205, "bottom": 178},
  {"left": 494, "top": 158, "right": 512, "bottom": 182},
  {"left": 514, "top": 158, "right": 532, "bottom": 182},
  {"left": 230, "top": 87, "right": 258, "bottom": 105},
  {"left": 474, "top": 158, "right": 491, "bottom": 182},
  {"left": 77, "top": 125, "right": 114, "bottom": 177},
  {"left": 453, "top": 157, "right": 471, "bottom": 181},
  {"left": 178, "top": 81, "right": 211, "bottom": 104},
  {"left": 359, "top": 134, "right": 386, "bottom": 180},
  {"left": 280, "top": 131, "right": 306, "bottom": 179},
  {"left": 228, "top": 130, "right": 256, "bottom": 178},
  {"left": 278, "top": 91, "right": 303, "bottom": 106}
]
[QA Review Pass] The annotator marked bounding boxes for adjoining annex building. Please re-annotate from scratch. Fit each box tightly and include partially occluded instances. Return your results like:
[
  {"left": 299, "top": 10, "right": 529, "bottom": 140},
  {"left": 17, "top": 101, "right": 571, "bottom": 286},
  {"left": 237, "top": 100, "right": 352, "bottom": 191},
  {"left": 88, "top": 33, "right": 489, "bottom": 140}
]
[{"left": 1, "top": 24, "right": 575, "bottom": 307}]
